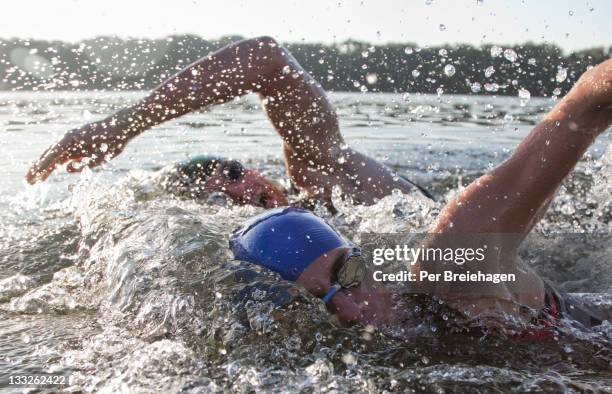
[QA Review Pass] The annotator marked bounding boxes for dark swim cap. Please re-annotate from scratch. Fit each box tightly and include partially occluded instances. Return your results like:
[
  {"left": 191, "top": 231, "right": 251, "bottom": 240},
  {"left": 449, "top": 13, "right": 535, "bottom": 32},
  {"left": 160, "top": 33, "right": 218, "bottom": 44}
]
[
  {"left": 229, "top": 207, "right": 347, "bottom": 281},
  {"left": 175, "top": 155, "right": 224, "bottom": 182}
]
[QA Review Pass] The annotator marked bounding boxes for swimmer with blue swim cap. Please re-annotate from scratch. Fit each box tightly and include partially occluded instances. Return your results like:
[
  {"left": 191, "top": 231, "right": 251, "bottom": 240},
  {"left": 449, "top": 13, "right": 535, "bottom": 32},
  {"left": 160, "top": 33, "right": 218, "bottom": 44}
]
[
  {"left": 230, "top": 207, "right": 395, "bottom": 325},
  {"left": 230, "top": 206, "right": 611, "bottom": 331}
]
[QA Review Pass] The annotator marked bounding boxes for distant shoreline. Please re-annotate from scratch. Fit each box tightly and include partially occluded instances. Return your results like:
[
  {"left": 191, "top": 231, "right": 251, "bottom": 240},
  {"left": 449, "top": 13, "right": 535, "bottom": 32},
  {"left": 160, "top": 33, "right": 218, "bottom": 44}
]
[{"left": 1, "top": 35, "right": 609, "bottom": 96}]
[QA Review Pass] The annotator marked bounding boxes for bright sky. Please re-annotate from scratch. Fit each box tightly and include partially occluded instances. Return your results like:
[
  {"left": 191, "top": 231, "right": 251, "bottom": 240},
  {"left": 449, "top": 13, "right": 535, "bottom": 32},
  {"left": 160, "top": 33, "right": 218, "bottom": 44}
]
[{"left": 2, "top": 0, "right": 610, "bottom": 51}]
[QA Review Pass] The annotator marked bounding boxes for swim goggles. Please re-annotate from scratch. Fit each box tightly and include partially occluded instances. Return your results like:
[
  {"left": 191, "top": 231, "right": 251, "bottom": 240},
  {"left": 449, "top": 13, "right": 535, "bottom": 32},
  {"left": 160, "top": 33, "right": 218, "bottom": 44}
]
[{"left": 322, "top": 247, "right": 367, "bottom": 304}]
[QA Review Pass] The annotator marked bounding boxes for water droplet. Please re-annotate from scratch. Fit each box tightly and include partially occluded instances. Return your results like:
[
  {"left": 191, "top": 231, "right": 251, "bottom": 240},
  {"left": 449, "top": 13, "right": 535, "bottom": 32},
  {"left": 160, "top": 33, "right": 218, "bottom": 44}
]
[
  {"left": 443, "top": 64, "right": 455, "bottom": 77},
  {"left": 439, "top": 24, "right": 446, "bottom": 31},
  {"left": 191, "top": 69, "right": 199, "bottom": 76},
  {"left": 518, "top": 88, "right": 530, "bottom": 100},
  {"left": 360, "top": 85, "right": 368, "bottom": 92},
  {"left": 568, "top": 10, "right": 574, "bottom": 16},
  {"left": 518, "top": 88, "right": 531, "bottom": 106},
  {"left": 503, "top": 49, "right": 518, "bottom": 63},
  {"left": 342, "top": 353, "right": 357, "bottom": 365},
  {"left": 438, "top": 48, "right": 448, "bottom": 57},
  {"left": 528, "top": 58, "right": 536, "bottom": 65},
  {"left": 490, "top": 46, "right": 503, "bottom": 58},
  {"left": 484, "top": 82, "right": 499, "bottom": 92},
  {"left": 484, "top": 65, "right": 495, "bottom": 78},
  {"left": 422, "top": 356, "right": 430, "bottom": 364},
  {"left": 22, "top": 334, "right": 31, "bottom": 343},
  {"left": 470, "top": 82, "right": 482, "bottom": 93},
  {"left": 282, "top": 65, "right": 291, "bottom": 75},
  {"left": 412, "top": 69, "right": 420, "bottom": 78},
  {"left": 361, "top": 50, "right": 369, "bottom": 58},
  {"left": 404, "top": 47, "right": 413, "bottom": 55},
  {"left": 366, "top": 73, "right": 378, "bottom": 84},
  {"left": 553, "top": 87, "right": 561, "bottom": 96},
  {"left": 337, "top": 156, "right": 346, "bottom": 164},
  {"left": 436, "top": 87, "right": 444, "bottom": 96},
  {"left": 556, "top": 67, "right": 568, "bottom": 83}
]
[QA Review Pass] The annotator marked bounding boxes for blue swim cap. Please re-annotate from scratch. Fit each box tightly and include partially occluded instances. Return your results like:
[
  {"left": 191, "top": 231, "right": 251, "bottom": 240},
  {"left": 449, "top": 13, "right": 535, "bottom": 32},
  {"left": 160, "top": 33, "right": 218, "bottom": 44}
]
[{"left": 229, "top": 207, "right": 347, "bottom": 281}]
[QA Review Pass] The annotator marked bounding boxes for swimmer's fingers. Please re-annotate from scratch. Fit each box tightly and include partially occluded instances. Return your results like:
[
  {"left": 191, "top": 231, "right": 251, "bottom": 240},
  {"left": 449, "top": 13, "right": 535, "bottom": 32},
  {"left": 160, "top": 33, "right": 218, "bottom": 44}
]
[
  {"left": 26, "top": 140, "right": 72, "bottom": 184},
  {"left": 26, "top": 128, "right": 92, "bottom": 183},
  {"left": 66, "top": 158, "right": 87, "bottom": 173},
  {"left": 25, "top": 124, "right": 121, "bottom": 183},
  {"left": 65, "top": 154, "right": 109, "bottom": 173}
]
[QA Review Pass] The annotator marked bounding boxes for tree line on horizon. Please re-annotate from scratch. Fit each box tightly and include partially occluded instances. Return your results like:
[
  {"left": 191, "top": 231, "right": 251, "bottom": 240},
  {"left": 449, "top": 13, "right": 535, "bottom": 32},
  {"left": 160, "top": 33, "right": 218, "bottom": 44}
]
[{"left": 0, "top": 34, "right": 609, "bottom": 97}]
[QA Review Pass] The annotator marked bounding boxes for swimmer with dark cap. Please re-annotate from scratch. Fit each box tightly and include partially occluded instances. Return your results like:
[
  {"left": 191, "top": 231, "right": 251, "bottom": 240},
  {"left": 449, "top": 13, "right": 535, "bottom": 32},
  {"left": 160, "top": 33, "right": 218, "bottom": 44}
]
[
  {"left": 158, "top": 155, "right": 288, "bottom": 208},
  {"left": 24, "top": 37, "right": 612, "bottom": 329},
  {"left": 25, "top": 37, "right": 432, "bottom": 208}
]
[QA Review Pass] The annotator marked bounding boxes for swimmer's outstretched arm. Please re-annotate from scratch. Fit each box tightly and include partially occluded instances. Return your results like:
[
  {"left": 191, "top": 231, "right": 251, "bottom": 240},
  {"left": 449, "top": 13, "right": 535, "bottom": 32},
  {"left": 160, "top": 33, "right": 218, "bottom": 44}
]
[
  {"left": 433, "top": 59, "right": 611, "bottom": 236},
  {"left": 26, "top": 37, "right": 291, "bottom": 182},
  {"left": 26, "top": 37, "right": 414, "bottom": 204},
  {"left": 418, "top": 60, "right": 611, "bottom": 313}
]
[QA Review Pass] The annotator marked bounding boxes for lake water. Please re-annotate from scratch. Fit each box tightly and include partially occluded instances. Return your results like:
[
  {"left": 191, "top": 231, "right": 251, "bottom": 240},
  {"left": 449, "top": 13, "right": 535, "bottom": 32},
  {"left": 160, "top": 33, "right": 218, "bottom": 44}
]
[{"left": 0, "top": 91, "right": 611, "bottom": 392}]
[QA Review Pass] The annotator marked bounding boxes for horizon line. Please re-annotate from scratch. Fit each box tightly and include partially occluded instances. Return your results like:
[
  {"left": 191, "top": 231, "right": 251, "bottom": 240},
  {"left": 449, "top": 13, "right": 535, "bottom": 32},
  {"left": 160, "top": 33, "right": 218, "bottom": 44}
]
[{"left": 0, "top": 33, "right": 609, "bottom": 54}]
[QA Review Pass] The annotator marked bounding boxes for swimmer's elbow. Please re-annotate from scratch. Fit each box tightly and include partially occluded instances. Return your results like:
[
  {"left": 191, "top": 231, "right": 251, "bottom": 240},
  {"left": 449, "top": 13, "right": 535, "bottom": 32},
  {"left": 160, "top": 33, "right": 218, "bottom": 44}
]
[
  {"left": 253, "top": 36, "right": 280, "bottom": 48},
  {"left": 242, "top": 36, "right": 287, "bottom": 72}
]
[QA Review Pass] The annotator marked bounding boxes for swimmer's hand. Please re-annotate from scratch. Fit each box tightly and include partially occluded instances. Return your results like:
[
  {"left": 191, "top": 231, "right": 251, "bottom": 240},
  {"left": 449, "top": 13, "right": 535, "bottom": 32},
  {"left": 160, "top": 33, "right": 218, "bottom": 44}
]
[
  {"left": 26, "top": 121, "right": 128, "bottom": 184},
  {"left": 556, "top": 59, "right": 612, "bottom": 134}
]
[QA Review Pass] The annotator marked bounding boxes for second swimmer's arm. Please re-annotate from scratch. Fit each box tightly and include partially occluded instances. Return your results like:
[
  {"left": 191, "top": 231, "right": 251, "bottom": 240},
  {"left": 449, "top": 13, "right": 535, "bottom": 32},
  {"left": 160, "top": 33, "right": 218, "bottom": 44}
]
[
  {"left": 26, "top": 37, "right": 286, "bottom": 183},
  {"left": 99, "top": 38, "right": 287, "bottom": 138}
]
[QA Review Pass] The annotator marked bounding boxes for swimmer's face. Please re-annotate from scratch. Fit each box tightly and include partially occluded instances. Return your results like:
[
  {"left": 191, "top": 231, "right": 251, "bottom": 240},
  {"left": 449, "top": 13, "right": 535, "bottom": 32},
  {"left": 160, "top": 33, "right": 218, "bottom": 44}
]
[
  {"left": 204, "top": 160, "right": 288, "bottom": 208},
  {"left": 297, "top": 247, "right": 395, "bottom": 326}
]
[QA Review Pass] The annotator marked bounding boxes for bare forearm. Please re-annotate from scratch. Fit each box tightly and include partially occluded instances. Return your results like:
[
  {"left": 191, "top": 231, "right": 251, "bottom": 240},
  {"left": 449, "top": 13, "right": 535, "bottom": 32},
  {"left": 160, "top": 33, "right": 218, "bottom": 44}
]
[
  {"left": 435, "top": 100, "right": 607, "bottom": 234},
  {"left": 101, "top": 37, "right": 283, "bottom": 138}
]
